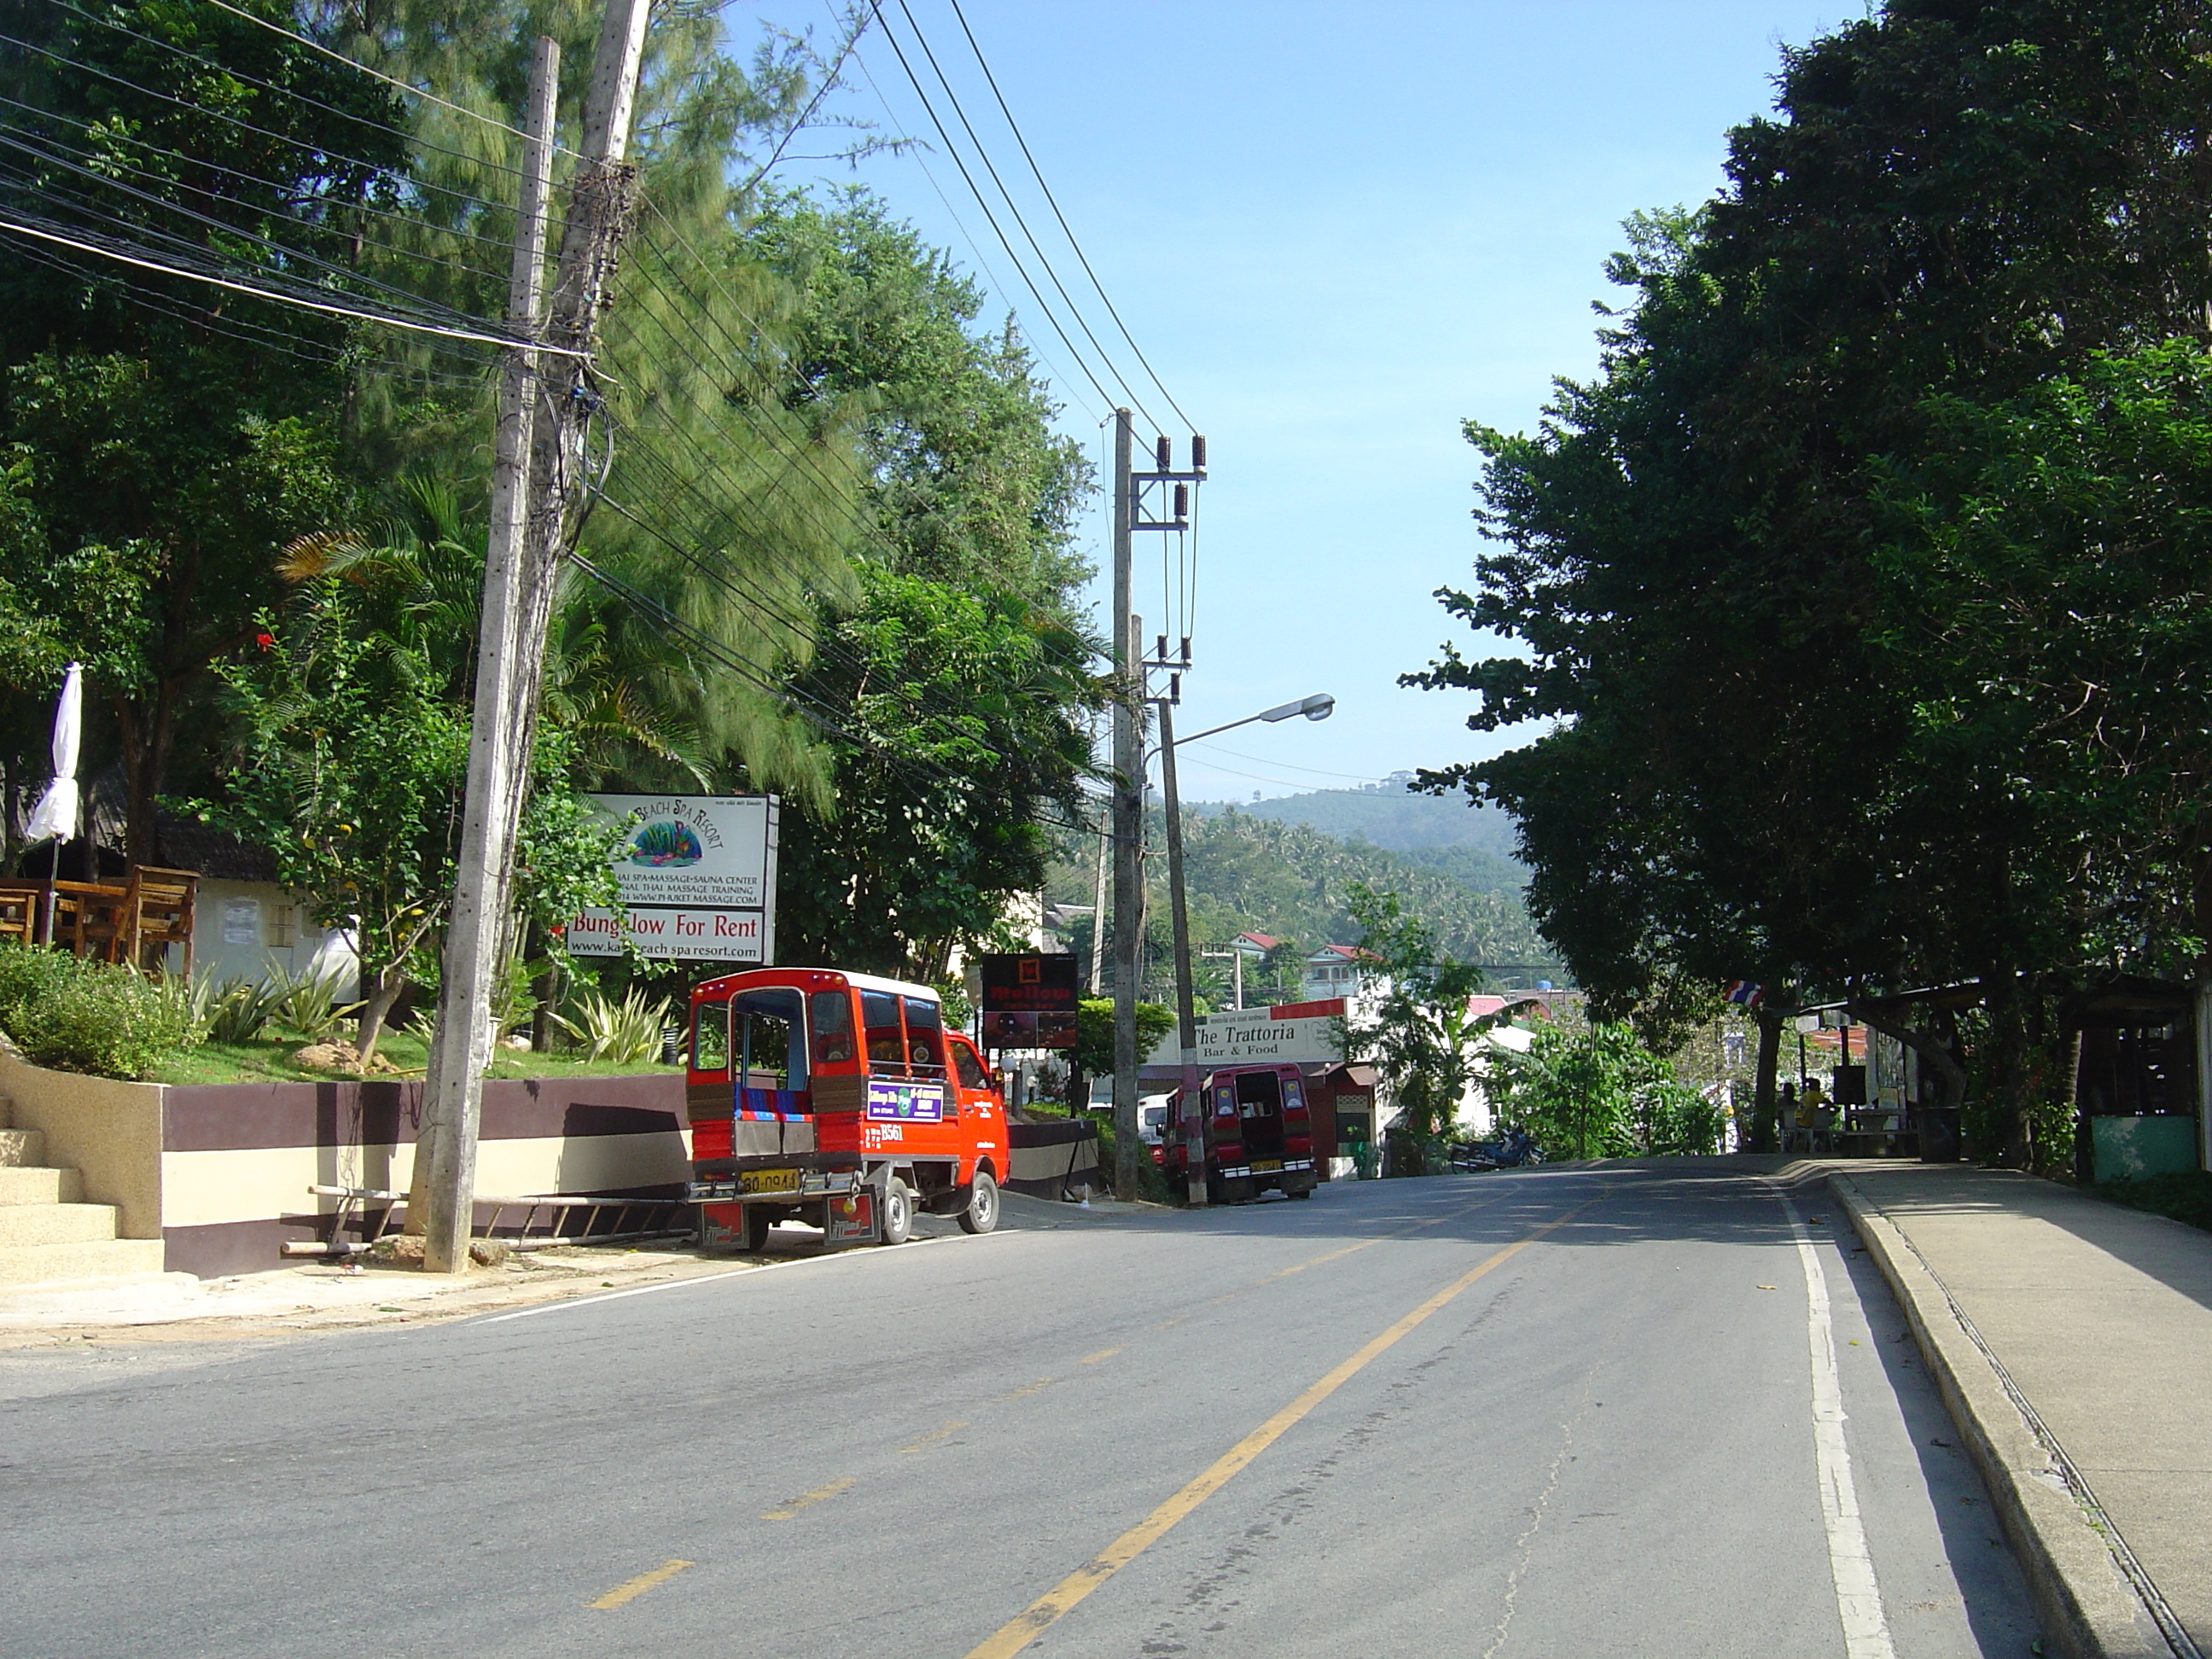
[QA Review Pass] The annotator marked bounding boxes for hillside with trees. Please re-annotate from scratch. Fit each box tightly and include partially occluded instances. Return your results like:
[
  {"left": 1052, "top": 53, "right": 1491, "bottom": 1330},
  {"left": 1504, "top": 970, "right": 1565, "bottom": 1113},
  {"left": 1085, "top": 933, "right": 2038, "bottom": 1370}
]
[{"left": 1047, "top": 806, "right": 1555, "bottom": 1009}]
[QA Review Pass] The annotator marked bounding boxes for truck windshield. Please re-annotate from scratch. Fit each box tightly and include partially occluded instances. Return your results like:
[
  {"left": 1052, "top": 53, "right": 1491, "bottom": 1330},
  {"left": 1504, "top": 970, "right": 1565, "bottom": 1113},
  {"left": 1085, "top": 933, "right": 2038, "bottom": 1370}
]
[
  {"left": 903, "top": 996, "right": 944, "bottom": 1078},
  {"left": 810, "top": 989, "right": 854, "bottom": 1066},
  {"left": 734, "top": 988, "right": 807, "bottom": 1090},
  {"left": 861, "top": 991, "right": 906, "bottom": 1076}
]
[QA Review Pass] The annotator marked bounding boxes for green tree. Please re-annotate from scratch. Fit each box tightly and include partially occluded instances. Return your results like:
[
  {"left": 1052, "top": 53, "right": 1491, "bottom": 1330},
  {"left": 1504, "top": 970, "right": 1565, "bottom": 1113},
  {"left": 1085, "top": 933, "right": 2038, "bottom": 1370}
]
[
  {"left": 773, "top": 567, "right": 1103, "bottom": 978},
  {"left": 1339, "top": 884, "right": 1490, "bottom": 1171},
  {"left": 1490, "top": 1022, "right": 1720, "bottom": 1161},
  {"left": 1415, "top": 4, "right": 2212, "bottom": 1161},
  {"left": 0, "top": 0, "right": 407, "bottom": 861},
  {"left": 206, "top": 584, "right": 616, "bottom": 1059}
]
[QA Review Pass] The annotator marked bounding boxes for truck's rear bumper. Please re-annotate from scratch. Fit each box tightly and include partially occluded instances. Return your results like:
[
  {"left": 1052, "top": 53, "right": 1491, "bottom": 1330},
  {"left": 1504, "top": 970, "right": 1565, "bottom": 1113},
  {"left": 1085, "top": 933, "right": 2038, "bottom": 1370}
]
[{"left": 687, "top": 1163, "right": 865, "bottom": 1204}]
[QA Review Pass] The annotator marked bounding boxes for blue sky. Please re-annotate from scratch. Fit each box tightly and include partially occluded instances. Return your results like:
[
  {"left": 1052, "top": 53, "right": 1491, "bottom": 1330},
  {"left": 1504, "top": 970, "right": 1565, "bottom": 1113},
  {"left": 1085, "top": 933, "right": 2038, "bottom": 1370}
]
[{"left": 762, "top": 0, "right": 1854, "bottom": 802}]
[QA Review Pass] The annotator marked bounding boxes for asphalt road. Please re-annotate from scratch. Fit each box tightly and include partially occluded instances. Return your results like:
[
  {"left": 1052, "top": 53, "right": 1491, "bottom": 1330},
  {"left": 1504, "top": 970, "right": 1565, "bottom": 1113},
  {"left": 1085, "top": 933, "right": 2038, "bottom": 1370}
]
[{"left": 0, "top": 1164, "right": 2042, "bottom": 1657}]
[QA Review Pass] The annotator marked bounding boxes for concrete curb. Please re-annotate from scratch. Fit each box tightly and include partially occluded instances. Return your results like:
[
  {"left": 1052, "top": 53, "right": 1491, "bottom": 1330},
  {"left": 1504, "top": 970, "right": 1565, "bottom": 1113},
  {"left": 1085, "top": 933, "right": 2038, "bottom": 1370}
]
[{"left": 1827, "top": 1172, "right": 2170, "bottom": 1659}]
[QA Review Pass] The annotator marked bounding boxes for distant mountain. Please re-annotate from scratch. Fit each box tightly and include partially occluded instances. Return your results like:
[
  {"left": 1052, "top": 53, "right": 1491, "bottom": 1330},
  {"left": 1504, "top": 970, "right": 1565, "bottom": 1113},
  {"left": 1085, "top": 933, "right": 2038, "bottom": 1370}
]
[{"left": 1188, "top": 780, "right": 1523, "bottom": 870}]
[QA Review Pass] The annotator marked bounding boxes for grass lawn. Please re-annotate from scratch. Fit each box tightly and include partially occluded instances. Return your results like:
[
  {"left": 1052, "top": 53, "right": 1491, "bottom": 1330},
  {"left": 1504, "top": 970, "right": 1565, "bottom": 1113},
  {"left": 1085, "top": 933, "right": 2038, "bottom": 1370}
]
[{"left": 154, "top": 1028, "right": 678, "bottom": 1087}]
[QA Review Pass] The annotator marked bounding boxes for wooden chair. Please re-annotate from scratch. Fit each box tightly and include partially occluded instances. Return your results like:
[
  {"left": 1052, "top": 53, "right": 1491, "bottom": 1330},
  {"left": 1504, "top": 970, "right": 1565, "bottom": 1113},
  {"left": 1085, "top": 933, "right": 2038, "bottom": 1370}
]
[
  {"left": 119, "top": 866, "right": 197, "bottom": 975},
  {"left": 53, "top": 879, "right": 129, "bottom": 962},
  {"left": 0, "top": 882, "right": 38, "bottom": 948}
]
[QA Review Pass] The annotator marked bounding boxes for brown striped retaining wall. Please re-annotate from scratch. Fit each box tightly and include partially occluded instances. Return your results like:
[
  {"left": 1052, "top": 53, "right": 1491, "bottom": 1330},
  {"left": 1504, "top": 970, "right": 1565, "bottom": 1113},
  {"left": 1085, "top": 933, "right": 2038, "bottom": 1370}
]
[{"left": 0, "top": 1051, "right": 690, "bottom": 1279}]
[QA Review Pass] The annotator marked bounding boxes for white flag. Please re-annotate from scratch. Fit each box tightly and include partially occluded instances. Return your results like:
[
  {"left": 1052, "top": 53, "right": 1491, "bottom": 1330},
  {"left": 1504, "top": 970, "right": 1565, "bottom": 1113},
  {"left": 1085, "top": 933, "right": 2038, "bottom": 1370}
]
[{"left": 24, "top": 661, "right": 82, "bottom": 844}]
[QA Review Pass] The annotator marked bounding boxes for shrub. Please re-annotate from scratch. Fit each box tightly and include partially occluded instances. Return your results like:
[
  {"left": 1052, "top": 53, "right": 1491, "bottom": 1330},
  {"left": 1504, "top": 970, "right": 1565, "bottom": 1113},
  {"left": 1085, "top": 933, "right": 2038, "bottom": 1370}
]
[
  {"left": 189, "top": 972, "right": 285, "bottom": 1045},
  {"left": 0, "top": 943, "right": 203, "bottom": 1079},
  {"left": 265, "top": 962, "right": 362, "bottom": 1042},
  {"left": 0, "top": 941, "right": 85, "bottom": 1039},
  {"left": 550, "top": 983, "right": 670, "bottom": 1065}
]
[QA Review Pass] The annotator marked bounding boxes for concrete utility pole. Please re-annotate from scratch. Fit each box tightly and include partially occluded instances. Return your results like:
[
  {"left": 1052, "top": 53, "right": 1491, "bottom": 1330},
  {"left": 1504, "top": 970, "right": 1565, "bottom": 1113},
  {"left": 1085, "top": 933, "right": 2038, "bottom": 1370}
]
[
  {"left": 1155, "top": 698, "right": 1208, "bottom": 1207},
  {"left": 418, "top": 0, "right": 650, "bottom": 1274},
  {"left": 1109, "top": 410, "right": 1142, "bottom": 1202}
]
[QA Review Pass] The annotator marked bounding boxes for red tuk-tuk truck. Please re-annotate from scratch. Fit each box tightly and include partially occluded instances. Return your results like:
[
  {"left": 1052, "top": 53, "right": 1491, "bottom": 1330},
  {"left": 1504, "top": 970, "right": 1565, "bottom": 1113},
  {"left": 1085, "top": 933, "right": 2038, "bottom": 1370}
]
[
  {"left": 1161, "top": 1062, "right": 1320, "bottom": 1203},
  {"left": 684, "top": 968, "right": 1007, "bottom": 1250}
]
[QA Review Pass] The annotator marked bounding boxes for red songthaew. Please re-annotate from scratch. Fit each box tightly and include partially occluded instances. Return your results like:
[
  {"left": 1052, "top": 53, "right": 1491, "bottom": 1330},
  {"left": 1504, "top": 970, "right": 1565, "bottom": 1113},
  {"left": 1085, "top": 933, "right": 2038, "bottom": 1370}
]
[{"left": 686, "top": 968, "right": 1006, "bottom": 1249}]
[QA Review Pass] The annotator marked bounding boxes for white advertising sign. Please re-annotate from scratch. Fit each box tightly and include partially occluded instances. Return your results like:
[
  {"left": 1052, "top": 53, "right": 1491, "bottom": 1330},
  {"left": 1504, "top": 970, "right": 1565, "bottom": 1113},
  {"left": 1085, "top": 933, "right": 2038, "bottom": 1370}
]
[
  {"left": 1148, "top": 1011, "right": 1343, "bottom": 1068},
  {"left": 568, "top": 794, "right": 777, "bottom": 960}
]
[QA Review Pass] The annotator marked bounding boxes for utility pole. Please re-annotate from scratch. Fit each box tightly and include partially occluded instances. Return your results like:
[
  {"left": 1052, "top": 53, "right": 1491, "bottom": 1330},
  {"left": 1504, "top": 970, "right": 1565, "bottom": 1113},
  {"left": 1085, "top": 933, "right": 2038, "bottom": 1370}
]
[
  {"left": 1087, "top": 813, "right": 1109, "bottom": 994},
  {"left": 1109, "top": 410, "right": 1141, "bottom": 1202},
  {"left": 1155, "top": 698, "right": 1208, "bottom": 1207},
  {"left": 1202, "top": 946, "right": 1243, "bottom": 1012},
  {"left": 418, "top": 0, "right": 650, "bottom": 1274}
]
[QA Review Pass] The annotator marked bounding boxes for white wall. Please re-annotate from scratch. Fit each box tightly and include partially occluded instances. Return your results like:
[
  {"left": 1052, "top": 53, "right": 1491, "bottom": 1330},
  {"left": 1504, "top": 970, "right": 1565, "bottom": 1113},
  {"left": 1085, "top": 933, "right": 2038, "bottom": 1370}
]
[{"left": 190, "top": 879, "right": 358, "bottom": 989}]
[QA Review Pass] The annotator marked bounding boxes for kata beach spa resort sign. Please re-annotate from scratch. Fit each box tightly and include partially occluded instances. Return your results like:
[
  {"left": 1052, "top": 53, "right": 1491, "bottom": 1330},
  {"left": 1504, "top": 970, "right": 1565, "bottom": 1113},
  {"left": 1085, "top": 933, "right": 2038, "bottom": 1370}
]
[{"left": 566, "top": 795, "right": 778, "bottom": 962}]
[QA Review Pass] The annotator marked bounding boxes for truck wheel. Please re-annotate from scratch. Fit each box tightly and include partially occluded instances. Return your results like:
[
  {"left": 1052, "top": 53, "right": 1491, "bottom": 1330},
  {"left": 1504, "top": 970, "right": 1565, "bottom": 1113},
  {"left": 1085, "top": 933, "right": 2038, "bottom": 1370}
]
[
  {"left": 958, "top": 1170, "right": 1000, "bottom": 1235},
  {"left": 881, "top": 1179, "right": 914, "bottom": 1245},
  {"left": 744, "top": 1206, "right": 776, "bottom": 1252}
]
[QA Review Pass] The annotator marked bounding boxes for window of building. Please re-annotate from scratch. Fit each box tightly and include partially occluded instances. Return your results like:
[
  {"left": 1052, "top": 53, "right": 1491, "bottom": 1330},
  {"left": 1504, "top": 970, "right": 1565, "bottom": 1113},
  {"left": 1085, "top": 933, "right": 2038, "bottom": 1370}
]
[{"left": 265, "top": 905, "right": 295, "bottom": 949}]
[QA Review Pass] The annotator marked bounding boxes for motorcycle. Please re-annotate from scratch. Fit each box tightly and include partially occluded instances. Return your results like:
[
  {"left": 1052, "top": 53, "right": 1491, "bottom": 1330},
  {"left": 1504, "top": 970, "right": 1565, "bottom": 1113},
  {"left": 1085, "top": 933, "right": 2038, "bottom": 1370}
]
[{"left": 1451, "top": 1126, "right": 1545, "bottom": 1171}]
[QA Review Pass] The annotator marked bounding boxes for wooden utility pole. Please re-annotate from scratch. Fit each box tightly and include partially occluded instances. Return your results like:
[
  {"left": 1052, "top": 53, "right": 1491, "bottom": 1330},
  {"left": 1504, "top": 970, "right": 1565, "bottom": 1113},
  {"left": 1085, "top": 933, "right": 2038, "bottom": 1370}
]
[
  {"left": 1109, "top": 409, "right": 1142, "bottom": 1202},
  {"left": 418, "top": 0, "right": 650, "bottom": 1274}
]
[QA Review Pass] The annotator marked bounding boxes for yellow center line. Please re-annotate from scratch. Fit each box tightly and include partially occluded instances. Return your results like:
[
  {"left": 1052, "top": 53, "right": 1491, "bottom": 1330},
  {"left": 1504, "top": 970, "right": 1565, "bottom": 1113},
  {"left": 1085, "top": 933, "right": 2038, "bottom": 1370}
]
[
  {"left": 995, "top": 1377, "right": 1057, "bottom": 1401},
  {"left": 760, "top": 1476, "right": 854, "bottom": 1521},
  {"left": 1080, "top": 1347, "right": 1121, "bottom": 1365},
  {"left": 587, "top": 1558, "right": 694, "bottom": 1610},
  {"left": 899, "top": 1420, "right": 969, "bottom": 1455},
  {"left": 960, "top": 1202, "right": 1595, "bottom": 1659}
]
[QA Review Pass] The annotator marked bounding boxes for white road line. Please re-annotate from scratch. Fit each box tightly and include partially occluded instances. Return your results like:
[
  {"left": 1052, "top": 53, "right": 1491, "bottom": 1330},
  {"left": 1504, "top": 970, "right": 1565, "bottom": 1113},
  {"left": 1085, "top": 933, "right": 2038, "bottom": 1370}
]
[
  {"left": 1778, "top": 1190, "right": 1896, "bottom": 1659},
  {"left": 474, "top": 1229, "right": 1018, "bottom": 1325}
]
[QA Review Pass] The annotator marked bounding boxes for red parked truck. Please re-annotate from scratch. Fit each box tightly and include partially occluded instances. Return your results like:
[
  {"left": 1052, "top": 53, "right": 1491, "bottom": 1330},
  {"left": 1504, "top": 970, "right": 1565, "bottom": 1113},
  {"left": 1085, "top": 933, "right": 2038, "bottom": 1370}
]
[
  {"left": 1161, "top": 1062, "right": 1320, "bottom": 1203},
  {"left": 684, "top": 968, "right": 1007, "bottom": 1249}
]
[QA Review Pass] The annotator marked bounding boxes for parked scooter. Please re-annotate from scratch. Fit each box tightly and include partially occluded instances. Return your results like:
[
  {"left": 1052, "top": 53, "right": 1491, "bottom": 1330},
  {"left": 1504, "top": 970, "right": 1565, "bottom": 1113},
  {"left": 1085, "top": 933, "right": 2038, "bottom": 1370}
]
[{"left": 1451, "top": 1126, "right": 1545, "bottom": 1171}]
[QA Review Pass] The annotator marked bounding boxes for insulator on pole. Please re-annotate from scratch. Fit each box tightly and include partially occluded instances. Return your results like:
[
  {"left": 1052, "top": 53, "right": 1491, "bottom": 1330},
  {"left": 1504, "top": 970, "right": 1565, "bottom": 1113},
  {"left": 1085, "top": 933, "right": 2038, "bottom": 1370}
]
[
  {"left": 1190, "top": 434, "right": 1207, "bottom": 469},
  {"left": 1155, "top": 633, "right": 1168, "bottom": 661},
  {"left": 1155, "top": 435, "right": 1172, "bottom": 469},
  {"left": 1169, "top": 672, "right": 1181, "bottom": 702},
  {"left": 1173, "top": 483, "right": 1189, "bottom": 518},
  {"left": 1179, "top": 636, "right": 1191, "bottom": 665}
]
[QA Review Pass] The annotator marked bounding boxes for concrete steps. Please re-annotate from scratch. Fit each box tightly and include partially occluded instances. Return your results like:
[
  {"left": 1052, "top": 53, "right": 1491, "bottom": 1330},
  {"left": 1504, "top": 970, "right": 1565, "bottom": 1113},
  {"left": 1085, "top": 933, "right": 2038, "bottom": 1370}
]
[
  {"left": 0, "top": 1237, "right": 166, "bottom": 1286},
  {"left": 0, "top": 1164, "right": 80, "bottom": 1205},
  {"left": 0, "top": 1093, "right": 160, "bottom": 1289}
]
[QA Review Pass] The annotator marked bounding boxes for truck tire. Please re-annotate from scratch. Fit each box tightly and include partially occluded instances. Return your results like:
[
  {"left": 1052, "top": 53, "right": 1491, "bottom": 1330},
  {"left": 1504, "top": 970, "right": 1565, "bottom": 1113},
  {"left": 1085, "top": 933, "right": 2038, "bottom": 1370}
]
[
  {"left": 881, "top": 1178, "right": 914, "bottom": 1246},
  {"left": 744, "top": 1205, "right": 776, "bottom": 1252},
  {"left": 958, "top": 1170, "right": 1000, "bottom": 1235}
]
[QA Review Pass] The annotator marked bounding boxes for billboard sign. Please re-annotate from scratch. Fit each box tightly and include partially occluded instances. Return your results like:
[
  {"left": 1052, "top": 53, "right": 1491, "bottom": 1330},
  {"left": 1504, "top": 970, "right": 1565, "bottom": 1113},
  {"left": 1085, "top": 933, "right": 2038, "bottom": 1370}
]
[
  {"left": 568, "top": 794, "right": 777, "bottom": 961},
  {"left": 979, "top": 952, "right": 1080, "bottom": 1050}
]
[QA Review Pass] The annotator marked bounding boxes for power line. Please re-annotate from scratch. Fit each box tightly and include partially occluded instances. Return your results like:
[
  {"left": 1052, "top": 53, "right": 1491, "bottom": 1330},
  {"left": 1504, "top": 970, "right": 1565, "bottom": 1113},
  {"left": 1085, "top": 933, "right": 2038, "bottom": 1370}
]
[
  {"left": 861, "top": 3, "right": 1125, "bottom": 420},
  {"left": 0, "top": 208, "right": 572, "bottom": 355},
  {"left": 940, "top": 0, "right": 1194, "bottom": 433},
  {"left": 0, "top": 26, "right": 510, "bottom": 214},
  {"left": 44, "top": 0, "right": 527, "bottom": 179},
  {"left": 885, "top": 0, "right": 1162, "bottom": 428},
  {"left": 194, "top": 0, "right": 568, "bottom": 155}
]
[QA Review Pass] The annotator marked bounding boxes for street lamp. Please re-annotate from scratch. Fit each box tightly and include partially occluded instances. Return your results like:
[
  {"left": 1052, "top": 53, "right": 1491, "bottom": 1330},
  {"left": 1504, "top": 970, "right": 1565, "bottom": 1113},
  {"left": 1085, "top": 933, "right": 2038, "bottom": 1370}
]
[{"left": 1152, "top": 691, "right": 1334, "bottom": 1206}]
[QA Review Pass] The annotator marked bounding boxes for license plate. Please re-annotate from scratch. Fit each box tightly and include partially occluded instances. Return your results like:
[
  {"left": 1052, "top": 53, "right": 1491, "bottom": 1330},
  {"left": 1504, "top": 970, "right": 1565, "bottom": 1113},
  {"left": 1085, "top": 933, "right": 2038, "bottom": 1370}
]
[
  {"left": 1253, "top": 1159, "right": 1282, "bottom": 1173},
  {"left": 740, "top": 1167, "right": 800, "bottom": 1195}
]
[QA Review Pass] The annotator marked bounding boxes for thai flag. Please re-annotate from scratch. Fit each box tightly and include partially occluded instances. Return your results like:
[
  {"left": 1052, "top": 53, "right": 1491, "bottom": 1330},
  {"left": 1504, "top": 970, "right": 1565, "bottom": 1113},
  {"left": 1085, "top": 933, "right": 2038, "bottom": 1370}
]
[{"left": 1724, "top": 981, "right": 1762, "bottom": 1007}]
